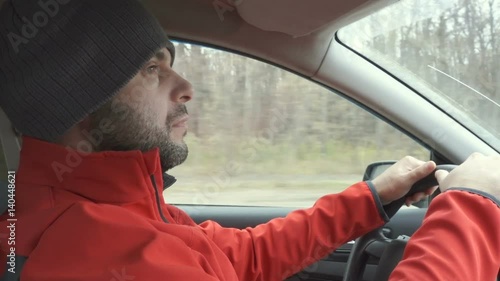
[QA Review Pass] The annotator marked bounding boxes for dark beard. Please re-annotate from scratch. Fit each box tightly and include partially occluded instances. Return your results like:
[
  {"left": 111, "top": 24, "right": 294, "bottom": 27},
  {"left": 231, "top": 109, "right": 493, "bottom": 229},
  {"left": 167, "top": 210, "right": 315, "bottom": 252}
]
[{"left": 88, "top": 99, "right": 189, "bottom": 172}]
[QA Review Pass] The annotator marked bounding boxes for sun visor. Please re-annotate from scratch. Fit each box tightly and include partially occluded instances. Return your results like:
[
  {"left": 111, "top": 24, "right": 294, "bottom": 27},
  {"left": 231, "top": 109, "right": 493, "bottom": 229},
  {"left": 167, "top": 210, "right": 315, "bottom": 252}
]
[{"left": 235, "top": 0, "right": 397, "bottom": 37}]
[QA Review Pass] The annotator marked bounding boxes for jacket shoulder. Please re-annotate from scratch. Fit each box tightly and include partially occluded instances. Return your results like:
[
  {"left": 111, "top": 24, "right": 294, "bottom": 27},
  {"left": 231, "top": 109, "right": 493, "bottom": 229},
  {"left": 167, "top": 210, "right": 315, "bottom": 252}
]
[{"left": 163, "top": 204, "right": 197, "bottom": 226}]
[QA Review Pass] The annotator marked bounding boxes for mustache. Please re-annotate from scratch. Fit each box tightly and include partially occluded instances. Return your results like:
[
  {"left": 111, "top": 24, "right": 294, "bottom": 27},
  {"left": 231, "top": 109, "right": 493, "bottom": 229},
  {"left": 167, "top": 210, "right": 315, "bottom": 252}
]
[{"left": 166, "top": 105, "right": 188, "bottom": 124}]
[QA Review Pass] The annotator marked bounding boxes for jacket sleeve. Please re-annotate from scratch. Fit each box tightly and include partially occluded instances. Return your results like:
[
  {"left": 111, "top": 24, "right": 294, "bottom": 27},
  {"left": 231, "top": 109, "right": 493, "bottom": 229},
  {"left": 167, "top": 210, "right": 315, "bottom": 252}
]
[
  {"left": 390, "top": 189, "right": 500, "bottom": 281},
  {"left": 198, "top": 181, "right": 389, "bottom": 281}
]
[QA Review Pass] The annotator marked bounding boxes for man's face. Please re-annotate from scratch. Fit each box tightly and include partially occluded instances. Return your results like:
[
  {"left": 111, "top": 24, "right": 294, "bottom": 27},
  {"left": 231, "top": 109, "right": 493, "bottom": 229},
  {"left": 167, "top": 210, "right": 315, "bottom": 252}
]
[{"left": 88, "top": 47, "right": 193, "bottom": 172}]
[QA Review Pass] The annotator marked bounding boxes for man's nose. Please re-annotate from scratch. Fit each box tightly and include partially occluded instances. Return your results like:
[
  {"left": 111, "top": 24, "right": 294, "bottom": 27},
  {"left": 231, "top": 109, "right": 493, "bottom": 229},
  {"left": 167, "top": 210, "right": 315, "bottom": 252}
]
[{"left": 170, "top": 73, "right": 193, "bottom": 103}]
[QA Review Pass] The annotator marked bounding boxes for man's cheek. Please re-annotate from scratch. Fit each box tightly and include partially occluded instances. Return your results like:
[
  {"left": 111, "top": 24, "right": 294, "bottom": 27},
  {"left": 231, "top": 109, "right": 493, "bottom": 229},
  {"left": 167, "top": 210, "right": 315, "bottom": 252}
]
[
  {"left": 141, "top": 75, "right": 160, "bottom": 91},
  {"left": 110, "top": 100, "right": 130, "bottom": 121},
  {"left": 128, "top": 86, "right": 149, "bottom": 106}
]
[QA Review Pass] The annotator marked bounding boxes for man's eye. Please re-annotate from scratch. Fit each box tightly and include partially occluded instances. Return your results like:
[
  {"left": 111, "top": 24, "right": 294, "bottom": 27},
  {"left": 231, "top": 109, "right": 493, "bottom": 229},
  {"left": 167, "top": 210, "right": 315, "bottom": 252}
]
[{"left": 146, "top": 65, "right": 160, "bottom": 75}]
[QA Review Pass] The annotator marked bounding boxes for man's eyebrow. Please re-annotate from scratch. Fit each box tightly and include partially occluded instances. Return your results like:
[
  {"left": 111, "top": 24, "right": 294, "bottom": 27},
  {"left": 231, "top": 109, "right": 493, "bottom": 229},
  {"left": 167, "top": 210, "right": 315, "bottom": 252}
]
[
  {"left": 155, "top": 51, "right": 166, "bottom": 61},
  {"left": 153, "top": 50, "right": 172, "bottom": 64},
  {"left": 143, "top": 50, "right": 172, "bottom": 68}
]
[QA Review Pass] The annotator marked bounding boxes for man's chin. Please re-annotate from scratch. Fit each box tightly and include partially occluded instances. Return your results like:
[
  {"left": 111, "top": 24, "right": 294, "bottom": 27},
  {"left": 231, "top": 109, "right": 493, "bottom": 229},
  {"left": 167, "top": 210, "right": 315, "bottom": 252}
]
[{"left": 160, "top": 147, "right": 189, "bottom": 172}]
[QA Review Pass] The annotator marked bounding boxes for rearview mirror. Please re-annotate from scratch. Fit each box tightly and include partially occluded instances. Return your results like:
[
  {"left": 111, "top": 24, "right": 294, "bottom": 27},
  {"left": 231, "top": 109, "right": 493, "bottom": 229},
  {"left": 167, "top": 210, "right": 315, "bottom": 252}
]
[{"left": 362, "top": 161, "right": 397, "bottom": 181}]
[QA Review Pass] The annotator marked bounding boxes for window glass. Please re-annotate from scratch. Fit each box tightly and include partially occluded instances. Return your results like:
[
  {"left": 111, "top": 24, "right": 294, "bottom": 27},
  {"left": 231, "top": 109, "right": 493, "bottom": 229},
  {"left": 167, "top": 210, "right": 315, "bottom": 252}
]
[
  {"left": 338, "top": 0, "right": 500, "bottom": 150},
  {"left": 166, "top": 43, "right": 429, "bottom": 208}
]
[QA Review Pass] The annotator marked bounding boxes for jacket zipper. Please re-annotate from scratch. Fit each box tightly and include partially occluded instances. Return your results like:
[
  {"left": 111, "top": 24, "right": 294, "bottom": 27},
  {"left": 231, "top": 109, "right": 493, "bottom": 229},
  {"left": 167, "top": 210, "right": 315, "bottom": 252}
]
[{"left": 150, "top": 175, "right": 169, "bottom": 223}]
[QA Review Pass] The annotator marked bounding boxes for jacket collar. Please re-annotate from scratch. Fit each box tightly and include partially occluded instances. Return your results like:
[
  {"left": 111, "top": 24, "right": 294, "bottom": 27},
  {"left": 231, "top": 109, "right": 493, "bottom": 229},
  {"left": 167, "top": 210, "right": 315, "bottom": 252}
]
[{"left": 17, "top": 136, "right": 176, "bottom": 204}]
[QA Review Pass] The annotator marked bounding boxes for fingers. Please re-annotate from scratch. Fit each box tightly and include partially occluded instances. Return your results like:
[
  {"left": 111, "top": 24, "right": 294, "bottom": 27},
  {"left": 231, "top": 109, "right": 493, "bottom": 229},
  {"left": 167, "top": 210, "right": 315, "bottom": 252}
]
[
  {"left": 405, "top": 194, "right": 425, "bottom": 206},
  {"left": 405, "top": 187, "right": 437, "bottom": 206},
  {"left": 408, "top": 161, "right": 436, "bottom": 182},
  {"left": 435, "top": 170, "right": 449, "bottom": 185},
  {"left": 406, "top": 193, "right": 423, "bottom": 205},
  {"left": 425, "top": 186, "right": 438, "bottom": 196},
  {"left": 375, "top": 157, "right": 437, "bottom": 205},
  {"left": 435, "top": 153, "right": 498, "bottom": 195},
  {"left": 403, "top": 156, "right": 426, "bottom": 168},
  {"left": 405, "top": 195, "right": 423, "bottom": 206}
]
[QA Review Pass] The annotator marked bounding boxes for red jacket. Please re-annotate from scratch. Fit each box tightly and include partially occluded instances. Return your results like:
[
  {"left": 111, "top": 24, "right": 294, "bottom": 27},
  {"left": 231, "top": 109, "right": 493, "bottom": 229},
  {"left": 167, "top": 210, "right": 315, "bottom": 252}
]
[
  {"left": 391, "top": 189, "right": 500, "bottom": 280},
  {"left": 2, "top": 137, "right": 499, "bottom": 280},
  {"left": 0, "top": 137, "right": 387, "bottom": 281}
]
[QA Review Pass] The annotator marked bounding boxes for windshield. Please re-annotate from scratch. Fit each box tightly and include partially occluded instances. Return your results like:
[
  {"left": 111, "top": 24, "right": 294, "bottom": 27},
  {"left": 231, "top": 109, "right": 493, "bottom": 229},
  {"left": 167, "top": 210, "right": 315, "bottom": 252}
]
[{"left": 338, "top": 0, "right": 500, "bottom": 150}]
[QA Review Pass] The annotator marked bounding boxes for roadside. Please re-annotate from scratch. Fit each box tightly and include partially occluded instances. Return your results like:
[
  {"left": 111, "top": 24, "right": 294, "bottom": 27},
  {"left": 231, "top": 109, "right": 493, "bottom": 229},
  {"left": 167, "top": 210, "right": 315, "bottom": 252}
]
[{"left": 165, "top": 174, "right": 362, "bottom": 208}]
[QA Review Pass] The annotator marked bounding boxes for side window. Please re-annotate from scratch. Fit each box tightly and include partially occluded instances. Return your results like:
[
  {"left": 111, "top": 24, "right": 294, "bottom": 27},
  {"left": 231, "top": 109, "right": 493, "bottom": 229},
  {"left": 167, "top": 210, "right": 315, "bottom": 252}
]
[{"left": 167, "top": 42, "right": 429, "bottom": 208}]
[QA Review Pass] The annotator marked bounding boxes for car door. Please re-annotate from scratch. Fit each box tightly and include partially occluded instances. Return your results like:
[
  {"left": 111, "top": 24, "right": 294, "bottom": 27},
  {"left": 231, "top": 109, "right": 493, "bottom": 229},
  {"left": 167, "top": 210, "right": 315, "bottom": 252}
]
[{"left": 164, "top": 42, "right": 434, "bottom": 281}]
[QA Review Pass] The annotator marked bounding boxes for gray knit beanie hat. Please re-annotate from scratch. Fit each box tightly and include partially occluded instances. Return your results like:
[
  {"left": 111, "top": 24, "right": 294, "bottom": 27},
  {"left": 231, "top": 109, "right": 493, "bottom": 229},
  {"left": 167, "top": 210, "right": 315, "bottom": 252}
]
[{"left": 0, "top": 0, "right": 175, "bottom": 141}]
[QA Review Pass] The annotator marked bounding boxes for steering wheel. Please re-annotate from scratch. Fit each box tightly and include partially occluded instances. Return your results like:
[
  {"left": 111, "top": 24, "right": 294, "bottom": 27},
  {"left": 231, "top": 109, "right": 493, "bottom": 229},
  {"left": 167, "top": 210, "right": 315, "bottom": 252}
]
[{"left": 342, "top": 164, "right": 457, "bottom": 281}]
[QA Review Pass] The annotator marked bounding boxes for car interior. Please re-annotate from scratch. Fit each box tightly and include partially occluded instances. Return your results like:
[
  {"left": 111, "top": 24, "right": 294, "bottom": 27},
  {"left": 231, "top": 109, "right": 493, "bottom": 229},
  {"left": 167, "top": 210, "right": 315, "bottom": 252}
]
[{"left": 0, "top": 0, "right": 498, "bottom": 280}]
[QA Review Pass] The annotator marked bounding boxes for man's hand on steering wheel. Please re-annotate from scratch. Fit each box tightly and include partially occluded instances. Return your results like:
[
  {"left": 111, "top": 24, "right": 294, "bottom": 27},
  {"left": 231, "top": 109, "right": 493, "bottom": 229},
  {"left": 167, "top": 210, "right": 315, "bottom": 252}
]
[
  {"left": 436, "top": 153, "right": 500, "bottom": 200},
  {"left": 372, "top": 156, "right": 438, "bottom": 205}
]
